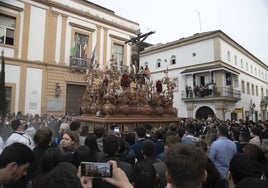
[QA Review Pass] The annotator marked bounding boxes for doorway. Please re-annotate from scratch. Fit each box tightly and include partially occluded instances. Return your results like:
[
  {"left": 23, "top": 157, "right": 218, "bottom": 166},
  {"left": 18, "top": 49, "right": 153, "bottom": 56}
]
[
  {"left": 195, "top": 106, "right": 214, "bottom": 120},
  {"left": 66, "top": 84, "right": 86, "bottom": 115}
]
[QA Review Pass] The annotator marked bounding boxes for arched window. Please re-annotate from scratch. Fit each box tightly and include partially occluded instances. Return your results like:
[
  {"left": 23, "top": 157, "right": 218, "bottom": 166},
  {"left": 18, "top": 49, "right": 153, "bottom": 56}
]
[
  {"left": 234, "top": 55, "right": 237, "bottom": 65},
  {"left": 227, "top": 51, "right": 231, "bottom": 61},
  {"left": 170, "top": 55, "right": 176, "bottom": 65},
  {"left": 156, "top": 58, "right": 161, "bottom": 68}
]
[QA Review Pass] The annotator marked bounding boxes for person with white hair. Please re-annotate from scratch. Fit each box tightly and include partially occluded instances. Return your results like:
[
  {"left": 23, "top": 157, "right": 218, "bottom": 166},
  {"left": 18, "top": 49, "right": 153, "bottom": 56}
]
[{"left": 52, "top": 122, "right": 70, "bottom": 147}]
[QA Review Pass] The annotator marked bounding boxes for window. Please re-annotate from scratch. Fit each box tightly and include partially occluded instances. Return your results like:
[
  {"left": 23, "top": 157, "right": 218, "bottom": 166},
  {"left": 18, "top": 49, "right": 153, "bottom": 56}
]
[
  {"left": 250, "top": 65, "right": 253, "bottom": 73},
  {"left": 256, "top": 85, "right": 258, "bottom": 96},
  {"left": 240, "top": 59, "right": 243, "bottom": 68},
  {"left": 241, "top": 80, "right": 245, "bottom": 93},
  {"left": 71, "top": 32, "right": 89, "bottom": 58},
  {"left": 170, "top": 55, "right": 176, "bottom": 65},
  {"left": 258, "top": 70, "right": 260, "bottom": 77},
  {"left": 246, "top": 62, "right": 248, "bottom": 71},
  {"left": 227, "top": 51, "right": 231, "bottom": 61},
  {"left": 156, "top": 58, "right": 161, "bottom": 68},
  {"left": 246, "top": 82, "right": 250, "bottom": 95},
  {"left": 261, "top": 87, "right": 264, "bottom": 97},
  {"left": 255, "top": 68, "right": 257, "bottom": 75},
  {"left": 251, "top": 84, "right": 254, "bottom": 95},
  {"left": 234, "top": 55, "right": 237, "bottom": 65},
  {"left": 113, "top": 43, "right": 124, "bottom": 69},
  {"left": 0, "top": 14, "right": 16, "bottom": 45}
]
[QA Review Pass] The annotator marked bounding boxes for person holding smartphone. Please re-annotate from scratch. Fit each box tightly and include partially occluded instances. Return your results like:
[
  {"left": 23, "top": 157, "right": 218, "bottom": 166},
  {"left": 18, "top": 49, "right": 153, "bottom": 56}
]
[{"left": 78, "top": 160, "right": 133, "bottom": 188}]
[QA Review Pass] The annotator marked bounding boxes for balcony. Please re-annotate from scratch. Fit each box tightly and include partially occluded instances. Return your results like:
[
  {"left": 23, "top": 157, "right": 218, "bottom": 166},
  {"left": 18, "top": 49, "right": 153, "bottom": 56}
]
[
  {"left": 261, "top": 96, "right": 268, "bottom": 104},
  {"left": 70, "top": 56, "right": 92, "bottom": 68},
  {"left": 181, "top": 86, "right": 241, "bottom": 102}
]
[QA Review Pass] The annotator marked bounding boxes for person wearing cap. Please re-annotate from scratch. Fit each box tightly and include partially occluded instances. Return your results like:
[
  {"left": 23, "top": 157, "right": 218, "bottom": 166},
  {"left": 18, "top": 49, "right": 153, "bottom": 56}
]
[{"left": 4, "top": 119, "right": 34, "bottom": 149}]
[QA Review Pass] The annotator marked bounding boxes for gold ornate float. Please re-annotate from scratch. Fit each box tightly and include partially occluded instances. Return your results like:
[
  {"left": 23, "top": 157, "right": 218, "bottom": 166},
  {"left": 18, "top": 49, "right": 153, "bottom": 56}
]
[{"left": 76, "top": 56, "right": 179, "bottom": 132}]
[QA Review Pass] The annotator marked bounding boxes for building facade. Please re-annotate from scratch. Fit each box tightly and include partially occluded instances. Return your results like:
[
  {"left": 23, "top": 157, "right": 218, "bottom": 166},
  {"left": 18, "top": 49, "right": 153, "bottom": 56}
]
[
  {"left": 140, "top": 30, "right": 268, "bottom": 122},
  {"left": 0, "top": 0, "right": 139, "bottom": 115}
]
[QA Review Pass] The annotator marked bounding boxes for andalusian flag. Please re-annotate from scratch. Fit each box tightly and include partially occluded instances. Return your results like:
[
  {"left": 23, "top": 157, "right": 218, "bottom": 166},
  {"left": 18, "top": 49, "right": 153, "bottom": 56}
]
[{"left": 71, "top": 35, "right": 77, "bottom": 57}]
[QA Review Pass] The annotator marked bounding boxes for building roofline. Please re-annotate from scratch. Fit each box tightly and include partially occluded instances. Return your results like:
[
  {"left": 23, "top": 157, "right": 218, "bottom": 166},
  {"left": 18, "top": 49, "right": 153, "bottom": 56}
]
[{"left": 141, "top": 30, "right": 267, "bottom": 68}]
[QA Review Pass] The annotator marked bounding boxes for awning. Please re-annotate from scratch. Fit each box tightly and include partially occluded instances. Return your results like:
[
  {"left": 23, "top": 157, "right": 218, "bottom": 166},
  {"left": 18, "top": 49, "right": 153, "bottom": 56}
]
[{"left": 180, "top": 63, "right": 240, "bottom": 75}]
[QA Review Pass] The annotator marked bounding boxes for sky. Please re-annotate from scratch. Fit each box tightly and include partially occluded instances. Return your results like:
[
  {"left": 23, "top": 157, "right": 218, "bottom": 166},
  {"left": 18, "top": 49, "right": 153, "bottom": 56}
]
[{"left": 89, "top": 0, "right": 268, "bottom": 65}]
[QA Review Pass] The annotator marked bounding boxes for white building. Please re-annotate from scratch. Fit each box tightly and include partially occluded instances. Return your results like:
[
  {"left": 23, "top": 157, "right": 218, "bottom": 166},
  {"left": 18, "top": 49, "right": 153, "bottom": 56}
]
[
  {"left": 140, "top": 30, "right": 268, "bottom": 122},
  {"left": 0, "top": 0, "right": 139, "bottom": 115}
]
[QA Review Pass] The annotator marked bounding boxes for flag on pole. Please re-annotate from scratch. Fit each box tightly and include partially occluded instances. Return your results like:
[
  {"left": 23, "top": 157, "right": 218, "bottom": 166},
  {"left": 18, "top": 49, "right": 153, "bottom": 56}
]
[
  {"left": 71, "top": 35, "right": 77, "bottom": 57},
  {"left": 83, "top": 41, "right": 87, "bottom": 59},
  {"left": 90, "top": 44, "right": 97, "bottom": 65}
]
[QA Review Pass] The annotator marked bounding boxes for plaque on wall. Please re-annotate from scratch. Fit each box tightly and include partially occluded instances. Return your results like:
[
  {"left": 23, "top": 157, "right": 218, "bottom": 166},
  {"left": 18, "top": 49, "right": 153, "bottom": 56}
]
[{"left": 47, "top": 98, "right": 64, "bottom": 111}]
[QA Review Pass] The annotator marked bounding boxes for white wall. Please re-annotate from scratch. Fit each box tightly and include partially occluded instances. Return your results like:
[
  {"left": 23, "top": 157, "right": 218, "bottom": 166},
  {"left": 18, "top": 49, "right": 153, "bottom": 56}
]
[
  {"left": 5, "top": 65, "right": 21, "bottom": 113},
  {"left": 24, "top": 68, "right": 43, "bottom": 114},
  {"left": 28, "top": 6, "right": 46, "bottom": 61},
  {"left": 141, "top": 39, "right": 215, "bottom": 73}
]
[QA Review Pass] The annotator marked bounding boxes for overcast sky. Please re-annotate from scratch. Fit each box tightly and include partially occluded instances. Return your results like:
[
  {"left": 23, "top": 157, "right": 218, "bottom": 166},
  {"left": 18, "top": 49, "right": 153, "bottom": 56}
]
[{"left": 90, "top": 0, "right": 268, "bottom": 64}]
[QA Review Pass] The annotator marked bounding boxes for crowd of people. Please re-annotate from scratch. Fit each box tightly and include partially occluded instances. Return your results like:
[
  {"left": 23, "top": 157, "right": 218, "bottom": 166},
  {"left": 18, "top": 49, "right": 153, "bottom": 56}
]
[{"left": 0, "top": 112, "right": 268, "bottom": 188}]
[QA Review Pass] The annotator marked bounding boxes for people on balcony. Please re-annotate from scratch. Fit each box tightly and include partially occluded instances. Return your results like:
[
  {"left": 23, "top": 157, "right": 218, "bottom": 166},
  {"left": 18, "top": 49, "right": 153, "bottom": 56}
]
[{"left": 185, "top": 83, "right": 216, "bottom": 98}]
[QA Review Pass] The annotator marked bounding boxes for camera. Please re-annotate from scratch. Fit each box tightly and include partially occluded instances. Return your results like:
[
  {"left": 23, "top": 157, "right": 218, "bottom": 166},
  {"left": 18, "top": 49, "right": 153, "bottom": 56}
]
[{"left": 81, "top": 162, "right": 113, "bottom": 177}]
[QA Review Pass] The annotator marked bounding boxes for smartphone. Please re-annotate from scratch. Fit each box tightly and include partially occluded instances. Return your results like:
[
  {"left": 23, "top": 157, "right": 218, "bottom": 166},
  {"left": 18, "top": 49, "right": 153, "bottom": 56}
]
[
  {"left": 114, "top": 127, "right": 120, "bottom": 133},
  {"left": 80, "top": 162, "right": 113, "bottom": 177}
]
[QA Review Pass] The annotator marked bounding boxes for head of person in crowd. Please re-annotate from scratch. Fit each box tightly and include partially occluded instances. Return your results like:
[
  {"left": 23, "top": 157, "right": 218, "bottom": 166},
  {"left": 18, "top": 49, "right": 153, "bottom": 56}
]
[
  {"left": 70, "top": 120, "right": 82, "bottom": 135},
  {"left": 231, "top": 127, "right": 240, "bottom": 141},
  {"left": 239, "top": 131, "right": 250, "bottom": 143},
  {"left": 184, "top": 123, "right": 196, "bottom": 136},
  {"left": 226, "top": 153, "right": 263, "bottom": 188},
  {"left": 33, "top": 126, "right": 53, "bottom": 148},
  {"left": 155, "top": 129, "right": 165, "bottom": 141},
  {"left": 103, "top": 135, "right": 119, "bottom": 157},
  {"left": 10, "top": 119, "right": 26, "bottom": 132},
  {"left": 34, "top": 162, "right": 83, "bottom": 188},
  {"left": 84, "top": 134, "right": 100, "bottom": 152},
  {"left": 144, "top": 124, "right": 153, "bottom": 138},
  {"left": 135, "top": 126, "right": 146, "bottom": 140},
  {"left": 94, "top": 126, "right": 105, "bottom": 139},
  {"left": 133, "top": 160, "right": 159, "bottom": 188},
  {"left": 124, "top": 132, "right": 136, "bottom": 146},
  {"left": 72, "top": 145, "right": 92, "bottom": 168},
  {"left": 0, "top": 142, "right": 35, "bottom": 184},
  {"left": 61, "top": 130, "right": 80, "bottom": 152},
  {"left": 243, "top": 143, "right": 263, "bottom": 162},
  {"left": 58, "top": 122, "right": 70, "bottom": 137},
  {"left": 37, "top": 147, "right": 63, "bottom": 175},
  {"left": 164, "top": 135, "right": 181, "bottom": 150},
  {"left": 80, "top": 126, "right": 89, "bottom": 137},
  {"left": 84, "top": 134, "right": 103, "bottom": 162},
  {"left": 249, "top": 127, "right": 262, "bottom": 142},
  {"left": 196, "top": 140, "right": 208, "bottom": 153},
  {"left": 216, "top": 124, "right": 228, "bottom": 137},
  {"left": 141, "top": 140, "right": 156, "bottom": 160},
  {"left": 235, "top": 177, "right": 268, "bottom": 188},
  {"left": 164, "top": 143, "right": 207, "bottom": 188}
]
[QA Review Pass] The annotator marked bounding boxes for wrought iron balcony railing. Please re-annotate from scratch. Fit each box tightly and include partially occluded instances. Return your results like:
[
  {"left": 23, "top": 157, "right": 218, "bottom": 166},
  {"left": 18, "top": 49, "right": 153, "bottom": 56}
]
[
  {"left": 70, "top": 56, "right": 91, "bottom": 68},
  {"left": 181, "top": 86, "right": 241, "bottom": 101}
]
